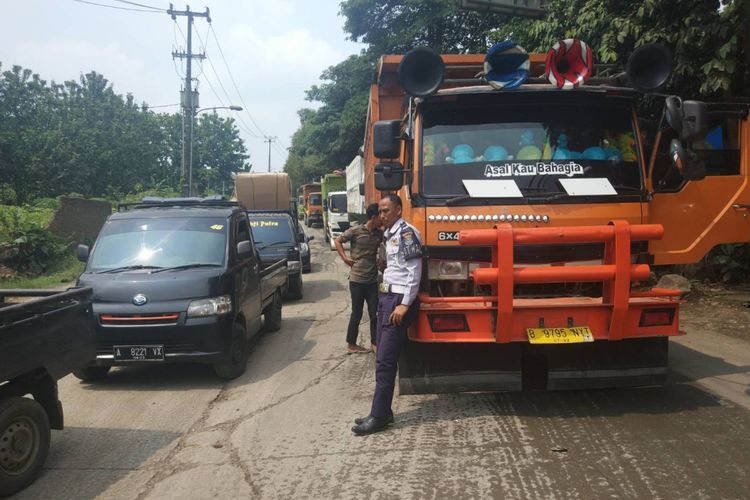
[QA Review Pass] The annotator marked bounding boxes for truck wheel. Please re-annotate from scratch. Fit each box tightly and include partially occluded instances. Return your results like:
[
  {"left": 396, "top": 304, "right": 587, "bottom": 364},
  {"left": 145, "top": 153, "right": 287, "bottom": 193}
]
[
  {"left": 286, "top": 274, "right": 304, "bottom": 300},
  {"left": 324, "top": 231, "right": 329, "bottom": 242},
  {"left": 214, "top": 322, "right": 249, "bottom": 380},
  {"left": 71, "top": 366, "right": 111, "bottom": 382},
  {"left": 263, "top": 292, "right": 283, "bottom": 332},
  {"left": 0, "top": 397, "right": 51, "bottom": 496}
]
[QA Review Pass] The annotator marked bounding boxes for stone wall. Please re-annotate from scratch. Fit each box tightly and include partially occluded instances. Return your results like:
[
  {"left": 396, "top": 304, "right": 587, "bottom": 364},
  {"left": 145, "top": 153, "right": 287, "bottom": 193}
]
[{"left": 47, "top": 197, "right": 112, "bottom": 244}]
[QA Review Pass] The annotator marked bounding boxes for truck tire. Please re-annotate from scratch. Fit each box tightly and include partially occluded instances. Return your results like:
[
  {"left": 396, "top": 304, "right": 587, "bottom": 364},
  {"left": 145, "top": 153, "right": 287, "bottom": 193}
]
[
  {"left": 263, "top": 292, "right": 283, "bottom": 332},
  {"left": 324, "top": 231, "right": 329, "bottom": 243},
  {"left": 0, "top": 397, "right": 51, "bottom": 496},
  {"left": 214, "top": 322, "right": 249, "bottom": 380},
  {"left": 286, "top": 274, "right": 303, "bottom": 300},
  {"left": 71, "top": 366, "right": 111, "bottom": 382}
]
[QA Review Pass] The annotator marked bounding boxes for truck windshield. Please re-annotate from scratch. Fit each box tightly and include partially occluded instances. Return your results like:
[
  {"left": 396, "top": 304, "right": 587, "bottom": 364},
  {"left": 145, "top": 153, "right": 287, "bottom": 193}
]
[
  {"left": 249, "top": 217, "right": 295, "bottom": 247},
  {"left": 329, "top": 194, "right": 348, "bottom": 213},
  {"left": 421, "top": 96, "right": 641, "bottom": 203},
  {"left": 88, "top": 217, "right": 227, "bottom": 272},
  {"left": 309, "top": 194, "right": 322, "bottom": 206}
]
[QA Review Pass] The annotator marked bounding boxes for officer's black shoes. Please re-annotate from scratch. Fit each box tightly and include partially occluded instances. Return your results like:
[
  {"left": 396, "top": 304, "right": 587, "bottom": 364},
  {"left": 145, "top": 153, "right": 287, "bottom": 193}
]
[
  {"left": 351, "top": 415, "right": 390, "bottom": 435},
  {"left": 354, "top": 414, "right": 394, "bottom": 426}
]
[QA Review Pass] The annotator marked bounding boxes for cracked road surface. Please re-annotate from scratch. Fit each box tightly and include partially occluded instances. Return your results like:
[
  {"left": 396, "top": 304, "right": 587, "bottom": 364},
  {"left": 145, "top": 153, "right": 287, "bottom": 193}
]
[{"left": 14, "top": 226, "right": 750, "bottom": 499}]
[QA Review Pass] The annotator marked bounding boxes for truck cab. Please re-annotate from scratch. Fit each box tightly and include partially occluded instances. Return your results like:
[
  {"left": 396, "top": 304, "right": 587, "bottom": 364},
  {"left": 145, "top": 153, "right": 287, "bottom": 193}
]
[
  {"left": 324, "top": 190, "right": 349, "bottom": 249},
  {"left": 362, "top": 48, "right": 750, "bottom": 393}
]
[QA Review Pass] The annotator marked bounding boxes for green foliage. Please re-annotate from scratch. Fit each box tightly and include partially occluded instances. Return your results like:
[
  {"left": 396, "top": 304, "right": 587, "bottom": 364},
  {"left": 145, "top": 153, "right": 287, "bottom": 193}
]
[
  {"left": 0, "top": 205, "right": 67, "bottom": 275},
  {"left": 284, "top": 0, "right": 509, "bottom": 186},
  {"left": 703, "top": 244, "right": 750, "bottom": 283},
  {"left": 491, "top": 0, "right": 749, "bottom": 99},
  {"left": 0, "top": 62, "right": 251, "bottom": 204}
]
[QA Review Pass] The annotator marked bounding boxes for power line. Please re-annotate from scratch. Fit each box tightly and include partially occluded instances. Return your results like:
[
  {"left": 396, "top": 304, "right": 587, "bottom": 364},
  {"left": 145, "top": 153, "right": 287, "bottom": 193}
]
[
  {"left": 147, "top": 103, "right": 180, "bottom": 108},
  {"left": 112, "top": 0, "right": 164, "bottom": 10},
  {"left": 72, "top": 0, "right": 162, "bottom": 13},
  {"left": 208, "top": 24, "right": 274, "bottom": 140}
]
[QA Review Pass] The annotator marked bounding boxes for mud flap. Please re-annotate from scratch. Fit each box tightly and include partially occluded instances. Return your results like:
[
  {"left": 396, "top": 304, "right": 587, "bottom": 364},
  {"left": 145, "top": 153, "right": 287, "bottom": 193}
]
[
  {"left": 544, "top": 337, "right": 669, "bottom": 390},
  {"left": 398, "top": 341, "right": 523, "bottom": 395}
]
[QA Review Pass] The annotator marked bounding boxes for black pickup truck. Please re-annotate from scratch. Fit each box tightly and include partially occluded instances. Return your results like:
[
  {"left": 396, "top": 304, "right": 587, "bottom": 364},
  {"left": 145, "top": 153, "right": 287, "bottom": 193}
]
[
  {"left": 0, "top": 287, "right": 95, "bottom": 495},
  {"left": 75, "top": 197, "right": 288, "bottom": 380}
]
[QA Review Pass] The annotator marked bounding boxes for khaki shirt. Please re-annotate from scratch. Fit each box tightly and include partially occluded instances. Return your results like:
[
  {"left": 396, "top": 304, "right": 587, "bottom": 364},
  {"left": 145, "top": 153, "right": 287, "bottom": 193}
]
[{"left": 340, "top": 224, "right": 383, "bottom": 283}]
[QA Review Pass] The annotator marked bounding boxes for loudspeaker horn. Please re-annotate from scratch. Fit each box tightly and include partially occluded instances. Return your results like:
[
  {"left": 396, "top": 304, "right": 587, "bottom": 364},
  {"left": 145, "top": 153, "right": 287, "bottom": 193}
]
[
  {"left": 398, "top": 47, "right": 445, "bottom": 98},
  {"left": 626, "top": 43, "right": 673, "bottom": 93},
  {"left": 544, "top": 38, "right": 593, "bottom": 90}
]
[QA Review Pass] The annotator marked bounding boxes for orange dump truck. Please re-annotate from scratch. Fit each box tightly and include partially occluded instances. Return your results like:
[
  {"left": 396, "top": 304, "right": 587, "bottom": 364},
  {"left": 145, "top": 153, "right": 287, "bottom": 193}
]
[
  {"left": 299, "top": 183, "right": 322, "bottom": 227},
  {"left": 362, "top": 46, "right": 750, "bottom": 392}
]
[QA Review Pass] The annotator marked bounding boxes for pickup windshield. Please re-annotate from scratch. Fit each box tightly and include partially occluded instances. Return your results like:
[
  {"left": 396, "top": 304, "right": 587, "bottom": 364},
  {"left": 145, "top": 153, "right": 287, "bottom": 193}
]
[
  {"left": 421, "top": 95, "right": 641, "bottom": 203},
  {"left": 309, "top": 194, "right": 322, "bottom": 206},
  {"left": 249, "top": 216, "right": 295, "bottom": 247},
  {"left": 88, "top": 217, "right": 227, "bottom": 272},
  {"left": 329, "top": 194, "right": 348, "bottom": 213}
]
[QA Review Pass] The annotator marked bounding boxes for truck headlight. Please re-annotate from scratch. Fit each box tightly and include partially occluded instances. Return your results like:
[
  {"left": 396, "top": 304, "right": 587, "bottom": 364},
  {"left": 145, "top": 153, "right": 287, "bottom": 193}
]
[
  {"left": 187, "top": 295, "right": 232, "bottom": 317},
  {"left": 428, "top": 260, "right": 468, "bottom": 280},
  {"left": 287, "top": 260, "right": 301, "bottom": 271}
]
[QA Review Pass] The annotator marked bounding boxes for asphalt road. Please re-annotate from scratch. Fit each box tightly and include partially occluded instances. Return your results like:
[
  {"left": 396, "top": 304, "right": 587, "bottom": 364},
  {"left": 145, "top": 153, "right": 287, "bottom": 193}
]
[{"left": 14, "top": 226, "right": 750, "bottom": 499}]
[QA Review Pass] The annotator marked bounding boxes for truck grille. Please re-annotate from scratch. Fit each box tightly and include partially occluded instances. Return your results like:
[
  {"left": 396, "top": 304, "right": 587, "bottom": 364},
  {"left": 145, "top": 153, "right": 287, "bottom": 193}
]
[
  {"left": 338, "top": 222, "right": 351, "bottom": 231},
  {"left": 100, "top": 313, "right": 180, "bottom": 326}
]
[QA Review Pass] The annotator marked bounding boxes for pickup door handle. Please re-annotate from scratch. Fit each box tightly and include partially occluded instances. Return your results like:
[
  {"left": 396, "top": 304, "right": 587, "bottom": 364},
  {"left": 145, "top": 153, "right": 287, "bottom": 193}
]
[{"left": 732, "top": 204, "right": 750, "bottom": 211}]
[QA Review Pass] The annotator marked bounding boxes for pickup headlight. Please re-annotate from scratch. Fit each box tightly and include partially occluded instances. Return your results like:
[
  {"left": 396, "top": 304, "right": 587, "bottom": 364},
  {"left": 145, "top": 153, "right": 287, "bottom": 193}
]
[
  {"left": 187, "top": 295, "right": 232, "bottom": 317},
  {"left": 287, "top": 260, "right": 301, "bottom": 271}
]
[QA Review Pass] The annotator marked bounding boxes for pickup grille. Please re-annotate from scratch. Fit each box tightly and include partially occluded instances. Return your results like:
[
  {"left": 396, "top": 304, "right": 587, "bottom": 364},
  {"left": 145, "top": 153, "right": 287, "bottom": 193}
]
[{"left": 100, "top": 313, "right": 180, "bottom": 326}]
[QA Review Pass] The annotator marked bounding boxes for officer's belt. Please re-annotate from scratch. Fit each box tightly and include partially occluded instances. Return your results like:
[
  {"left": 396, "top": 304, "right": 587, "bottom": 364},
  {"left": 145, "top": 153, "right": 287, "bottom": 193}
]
[{"left": 379, "top": 283, "right": 407, "bottom": 294}]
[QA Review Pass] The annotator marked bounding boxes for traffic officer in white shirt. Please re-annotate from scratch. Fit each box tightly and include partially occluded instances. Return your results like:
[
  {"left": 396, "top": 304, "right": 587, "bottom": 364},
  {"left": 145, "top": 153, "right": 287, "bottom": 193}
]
[{"left": 352, "top": 193, "right": 422, "bottom": 435}]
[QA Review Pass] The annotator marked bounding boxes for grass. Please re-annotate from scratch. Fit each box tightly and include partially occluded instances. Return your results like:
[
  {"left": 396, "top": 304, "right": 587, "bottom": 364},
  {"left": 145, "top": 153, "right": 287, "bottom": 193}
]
[{"left": 0, "top": 254, "right": 85, "bottom": 289}]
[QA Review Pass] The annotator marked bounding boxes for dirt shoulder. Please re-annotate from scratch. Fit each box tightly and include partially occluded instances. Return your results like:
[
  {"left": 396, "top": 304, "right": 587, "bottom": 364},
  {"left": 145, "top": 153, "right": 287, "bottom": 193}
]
[{"left": 681, "top": 282, "right": 750, "bottom": 342}]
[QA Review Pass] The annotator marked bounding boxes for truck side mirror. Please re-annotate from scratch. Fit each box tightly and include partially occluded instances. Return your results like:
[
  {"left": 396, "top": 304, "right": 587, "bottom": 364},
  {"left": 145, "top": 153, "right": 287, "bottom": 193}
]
[
  {"left": 373, "top": 120, "right": 401, "bottom": 159},
  {"left": 323, "top": 200, "right": 328, "bottom": 210},
  {"left": 76, "top": 244, "right": 90, "bottom": 262},
  {"left": 664, "top": 96, "right": 708, "bottom": 142},
  {"left": 359, "top": 183, "right": 365, "bottom": 196},
  {"left": 375, "top": 162, "right": 404, "bottom": 191},
  {"left": 670, "top": 139, "right": 706, "bottom": 181},
  {"left": 237, "top": 240, "right": 253, "bottom": 260}
]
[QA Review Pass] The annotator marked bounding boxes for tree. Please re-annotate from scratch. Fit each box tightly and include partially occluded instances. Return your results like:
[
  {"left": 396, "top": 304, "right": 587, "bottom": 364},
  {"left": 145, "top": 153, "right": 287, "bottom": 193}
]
[
  {"left": 284, "top": 0, "right": 508, "bottom": 187},
  {"left": 490, "top": 0, "right": 749, "bottom": 99},
  {"left": 192, "top": 113, "right": 250, "bottom": 195}
]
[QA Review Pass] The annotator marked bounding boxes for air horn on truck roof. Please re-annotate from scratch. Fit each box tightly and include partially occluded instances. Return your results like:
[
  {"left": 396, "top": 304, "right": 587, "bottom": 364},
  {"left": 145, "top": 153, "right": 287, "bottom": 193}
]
[{"left": 397, "top": 39, "right": 675, "bottom": 97}]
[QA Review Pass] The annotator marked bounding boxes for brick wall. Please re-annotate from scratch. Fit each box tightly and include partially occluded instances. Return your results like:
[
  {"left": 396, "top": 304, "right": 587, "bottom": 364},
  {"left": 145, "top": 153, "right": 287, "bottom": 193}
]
[{"left": 47, "top": 197, "right": 112, "bottom": 244}]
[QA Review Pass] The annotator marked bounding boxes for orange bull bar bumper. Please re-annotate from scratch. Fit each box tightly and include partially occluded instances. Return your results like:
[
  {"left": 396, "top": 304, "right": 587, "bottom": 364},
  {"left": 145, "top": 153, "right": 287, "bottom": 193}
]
[{"left": 412, "top": 221, "right": 685, "bottom": 344}]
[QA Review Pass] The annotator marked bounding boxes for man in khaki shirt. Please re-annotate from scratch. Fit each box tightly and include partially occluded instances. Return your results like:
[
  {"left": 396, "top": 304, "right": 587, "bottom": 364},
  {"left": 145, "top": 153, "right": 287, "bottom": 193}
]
[{"left": 335, "top": 203, "right": 382, "bottom": 354}]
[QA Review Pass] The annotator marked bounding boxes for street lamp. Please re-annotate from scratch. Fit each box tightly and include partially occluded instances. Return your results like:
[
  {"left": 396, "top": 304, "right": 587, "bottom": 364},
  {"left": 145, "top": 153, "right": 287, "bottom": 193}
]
[{"left": 188, "top": 105, "right": 243, "bottom": 197}]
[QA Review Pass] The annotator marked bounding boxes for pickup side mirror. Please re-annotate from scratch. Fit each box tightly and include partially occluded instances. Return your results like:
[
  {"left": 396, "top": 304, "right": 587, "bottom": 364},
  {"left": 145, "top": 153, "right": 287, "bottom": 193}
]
[
  {"left": 237, "top": 240, "right": 253, "bottom": 260},
  {"left": 375, "top": 162, "right": 404, "bottom": 191},
  {"left": 76, "top": 244, "right": 90, "bottom": 262},
  {"left": 373, "top": 120, "right": 402, "bottom": 159},
  {"left": 670, "top": 139, "right": 706, "bottom": 181}
]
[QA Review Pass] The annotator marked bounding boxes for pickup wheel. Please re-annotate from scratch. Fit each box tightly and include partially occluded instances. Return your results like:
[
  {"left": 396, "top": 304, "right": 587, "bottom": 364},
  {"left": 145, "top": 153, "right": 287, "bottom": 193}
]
[
  {"left": 214, "top": 322, "right": 249, "bottom": 380},
  {"left": 72, "top": 366, "right": 111, "bottom": 382},
  {"left": 0, "top": 397, "right": 51, "bottom": 497},
  {"left": 286, "top": 274, "right": 304, "bottom": 300},
  {"left": 263, "top": 292, "right": 283, "bottom": 332}
]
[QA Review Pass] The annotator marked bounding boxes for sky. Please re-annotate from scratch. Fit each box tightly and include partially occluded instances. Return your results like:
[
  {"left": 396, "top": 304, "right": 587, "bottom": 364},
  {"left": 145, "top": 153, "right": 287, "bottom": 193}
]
[{"left": 0, "top": 0, "right": 365, "bottom": 172}]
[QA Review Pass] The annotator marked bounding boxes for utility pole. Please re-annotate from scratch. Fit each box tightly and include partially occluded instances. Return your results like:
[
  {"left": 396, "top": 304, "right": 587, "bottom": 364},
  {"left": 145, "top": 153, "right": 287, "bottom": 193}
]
[
  {"left": 169, "top": 4, "right": 210, "bottom": 197},
  {"left": 264, "top": 136, "right": 277, "bottom": 172}
]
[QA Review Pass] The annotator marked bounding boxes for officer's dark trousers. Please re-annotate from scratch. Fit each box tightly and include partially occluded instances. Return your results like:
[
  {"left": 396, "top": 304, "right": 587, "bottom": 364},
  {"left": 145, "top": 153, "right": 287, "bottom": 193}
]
[
  {"left": 346, "top": 281, "right": 378, "bottom": 345},
  {"left": 370, "top": 292, "right": 419, "bottom": 419}
]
